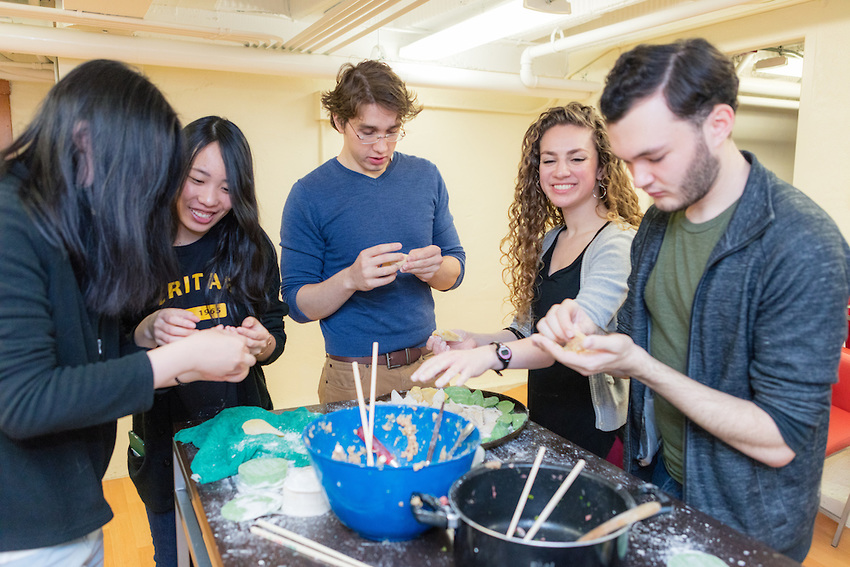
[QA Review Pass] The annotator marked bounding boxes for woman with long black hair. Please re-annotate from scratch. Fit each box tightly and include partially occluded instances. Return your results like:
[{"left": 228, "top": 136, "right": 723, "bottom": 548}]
[
  {"left": 128, "top": 116, "right": 287, "bottom": 566},
  {"left": 0, "top": 61, "right": 255, "bottom": 567}
]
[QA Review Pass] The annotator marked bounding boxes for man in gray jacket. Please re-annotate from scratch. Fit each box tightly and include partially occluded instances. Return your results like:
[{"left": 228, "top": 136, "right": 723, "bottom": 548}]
[{"left": 533, "top": 38, "right": 850, "bottom": 561}]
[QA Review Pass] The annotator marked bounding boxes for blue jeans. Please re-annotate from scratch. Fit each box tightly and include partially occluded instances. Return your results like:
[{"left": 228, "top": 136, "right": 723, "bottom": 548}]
[
  {"left": 651, "top": 453, "right": 684, "bottom": 500},
  {"left": 145, "top": 507, "right": 177, "bottom": 567}
]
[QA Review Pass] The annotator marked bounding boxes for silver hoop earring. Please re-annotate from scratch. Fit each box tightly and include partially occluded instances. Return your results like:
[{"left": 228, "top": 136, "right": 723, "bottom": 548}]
[{"left": 593, "top": 182, "right": 607, "bottom": 200}]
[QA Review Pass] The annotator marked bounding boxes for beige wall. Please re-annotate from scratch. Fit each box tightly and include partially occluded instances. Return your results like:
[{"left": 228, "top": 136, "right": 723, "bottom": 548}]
[{"left": 7, "top": 0, "right": 848, "bottom": 480}]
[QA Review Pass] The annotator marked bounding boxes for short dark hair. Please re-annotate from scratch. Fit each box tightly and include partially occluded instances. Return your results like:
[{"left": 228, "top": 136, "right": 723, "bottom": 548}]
[
  {"left": 321, "top": 60, "right": 422, "bottom": 130},
  {"left": 181, "top": 116, "right": 277, "bottom": 316},
  {"left": 2, "top": 59, "right": 183, "bottom": 316},
  {"left": 599, "top": 38, "right": 739, "bottom": 125}
]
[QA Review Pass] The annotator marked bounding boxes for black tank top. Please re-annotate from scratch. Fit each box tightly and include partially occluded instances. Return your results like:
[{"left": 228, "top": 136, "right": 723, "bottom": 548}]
[{"left": 527, "top": 223, "right": 615, "bottom": 458}]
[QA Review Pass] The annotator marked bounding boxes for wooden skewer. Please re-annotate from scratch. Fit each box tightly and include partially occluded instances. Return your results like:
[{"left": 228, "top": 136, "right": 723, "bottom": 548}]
[
  {"left": 252, "top": 520, "right": 371, "bottom": 567},
  {"left": 523, "top": 458, "right": 586, "bottom": 541},
  {"left": 351, "top": 362, "right": 373, "bottom": 466},
  {"left": 506, "top": 445, "right": 546, "bottom": 538},
  {"left": 576, "top": 501, "right": 663, "bottom": 542}
]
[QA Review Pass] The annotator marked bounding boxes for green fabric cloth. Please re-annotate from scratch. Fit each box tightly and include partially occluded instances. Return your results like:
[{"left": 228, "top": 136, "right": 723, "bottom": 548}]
[{"left": 174, "top": 406, "right": 319, "bottom": 483}]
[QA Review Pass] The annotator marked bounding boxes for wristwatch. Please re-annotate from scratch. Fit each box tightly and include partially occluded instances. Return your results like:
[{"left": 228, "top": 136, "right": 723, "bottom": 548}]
[{"left": 490, "top": 342, "right": 512, "bottom": 376}]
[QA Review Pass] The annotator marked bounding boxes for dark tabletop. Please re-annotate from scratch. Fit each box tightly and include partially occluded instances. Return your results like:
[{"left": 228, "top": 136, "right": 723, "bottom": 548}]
[{"left": 173, "top": 401, "right": 801, "bottom": 567}]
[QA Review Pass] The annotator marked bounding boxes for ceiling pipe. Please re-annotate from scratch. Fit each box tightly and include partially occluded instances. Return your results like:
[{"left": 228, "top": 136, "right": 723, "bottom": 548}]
[
  {"left": 738, "top": 95, "right": 798, "bottom": 110},
  {"left": 520, "top": 0, "right": 765, "bottom": 90},
  {"left": 0, "top": 1, "right": 285, "bottom": 48},
  {"left": 0, "top": 22, "right": 593, "bottom": 98},
  {"left": 738, "top": 77, "right": 800, "bottom": 100},
  {"left": 0, "top": 66, "right": 53, "bottom": 82}
]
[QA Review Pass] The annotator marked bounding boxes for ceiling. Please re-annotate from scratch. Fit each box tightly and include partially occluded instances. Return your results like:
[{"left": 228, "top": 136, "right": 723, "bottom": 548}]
[{"left": 0, "top": 0, "right": 807, "bottom": 106}]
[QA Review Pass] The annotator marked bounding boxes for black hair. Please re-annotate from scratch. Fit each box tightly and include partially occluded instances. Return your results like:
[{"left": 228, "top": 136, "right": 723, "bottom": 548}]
[
  {"left": 180, "top": 116, "right": 276, "bottom": 317},
  {"left": 1, "top": 59, "right": 183, "bottom": 317},
  {"left": 600, "top": 38, "right": 739, "bottom": 125}
]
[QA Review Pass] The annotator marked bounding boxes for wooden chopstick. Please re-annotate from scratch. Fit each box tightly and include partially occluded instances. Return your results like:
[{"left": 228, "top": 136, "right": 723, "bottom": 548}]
[
  {"left": 368, "top": 342, "right": 378, "bottom": 460},
  {"left": 523, "top": 458, "right": 586, "bottom": 541},
  {"left": 351, "top": 362, "right": 374, "bottom": 466},
  {"left": 506, "top": 445, "right": 546, "bottom": 538},
  {"left": 252, "top": 520, "right": 372, "bottom": 567},
  {"left": 424, "top": 399, "right": 445, "bottom": 465}
]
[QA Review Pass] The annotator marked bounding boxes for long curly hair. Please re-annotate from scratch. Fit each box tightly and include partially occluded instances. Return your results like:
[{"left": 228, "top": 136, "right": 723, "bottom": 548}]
[{"left": 501, "top": 103, "right": 642, "bottom": 325}]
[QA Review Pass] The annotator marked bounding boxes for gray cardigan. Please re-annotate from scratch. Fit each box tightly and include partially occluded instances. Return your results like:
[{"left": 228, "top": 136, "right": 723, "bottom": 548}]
[
  {"left": 620, "top": 152, "right": 850, "bottom": 561},
  {"left": 509, "top": 221, "right": 636, "bottom": 431}
]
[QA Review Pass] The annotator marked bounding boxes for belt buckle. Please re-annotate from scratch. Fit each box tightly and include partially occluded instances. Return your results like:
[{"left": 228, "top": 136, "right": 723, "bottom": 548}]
[{"left": 386, "top": 348, "right": 411, "bottom": 370}]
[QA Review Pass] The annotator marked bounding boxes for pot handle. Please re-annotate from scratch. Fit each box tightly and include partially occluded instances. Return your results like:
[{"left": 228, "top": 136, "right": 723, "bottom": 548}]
[
  {"left": 410, "top": 492, "right": 459, "bottom": 529},
  {"left": 632, "top": 482, "right": 674, "bottom": 515}
]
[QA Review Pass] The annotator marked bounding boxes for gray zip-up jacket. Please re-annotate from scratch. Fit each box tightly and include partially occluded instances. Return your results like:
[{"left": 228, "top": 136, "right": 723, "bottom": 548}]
[{"left": 621, "top": 152, "right": 850, "bottom": 561}]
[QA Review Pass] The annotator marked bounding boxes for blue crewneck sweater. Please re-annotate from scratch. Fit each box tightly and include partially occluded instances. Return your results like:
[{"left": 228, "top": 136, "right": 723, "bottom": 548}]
[{"left": 280, "top": 152, "right": 465, "bottom": 356}]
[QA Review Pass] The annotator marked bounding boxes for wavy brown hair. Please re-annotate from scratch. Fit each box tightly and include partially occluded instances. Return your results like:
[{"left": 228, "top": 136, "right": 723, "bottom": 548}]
[
  {"left": 501, "top": 102, "right": 642, "bottom": 325},
  {"left": 321, "top": 60, "right": 422, "bottom": 129}
]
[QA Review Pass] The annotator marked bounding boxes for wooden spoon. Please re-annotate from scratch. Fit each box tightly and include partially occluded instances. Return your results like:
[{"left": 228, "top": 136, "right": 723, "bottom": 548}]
[
  {"left": 576, "top": 501, "right": 663, "bottom": 542},
  {"left": 242, "top": 419, "right": 285, "bottom": 437}
]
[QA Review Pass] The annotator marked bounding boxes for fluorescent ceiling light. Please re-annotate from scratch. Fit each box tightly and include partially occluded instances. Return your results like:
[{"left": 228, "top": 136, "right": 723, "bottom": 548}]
[
  {"left": 399, "top": 0, "right": 567, "bottom": 61},
  {"left": 753, "top": 55, "right": 803, "bottom": 78}
]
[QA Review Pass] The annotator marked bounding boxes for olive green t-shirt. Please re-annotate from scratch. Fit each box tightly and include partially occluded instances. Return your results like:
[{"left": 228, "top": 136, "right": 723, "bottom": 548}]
[{"left": 644, "top": 204, "right": 736, "bottom": 483}]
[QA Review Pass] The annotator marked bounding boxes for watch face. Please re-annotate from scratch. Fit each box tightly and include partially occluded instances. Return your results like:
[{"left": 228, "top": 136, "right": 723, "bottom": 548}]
[
  {"left": 496, "top": 343, "right": 511, "bottom": 362},
  {"left": 497, "top": 344, "right": 511, "bottom": 360}
]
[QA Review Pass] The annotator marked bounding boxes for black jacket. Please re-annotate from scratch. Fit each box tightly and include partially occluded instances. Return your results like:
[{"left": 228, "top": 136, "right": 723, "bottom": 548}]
[{"left": 0, "top": 162, "right": 155, "bottom": 551}]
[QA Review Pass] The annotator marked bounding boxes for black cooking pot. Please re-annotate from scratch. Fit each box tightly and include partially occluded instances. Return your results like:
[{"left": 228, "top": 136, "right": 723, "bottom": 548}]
[{"left": 411, "top": 462, "right": 669, "bottom": 567}]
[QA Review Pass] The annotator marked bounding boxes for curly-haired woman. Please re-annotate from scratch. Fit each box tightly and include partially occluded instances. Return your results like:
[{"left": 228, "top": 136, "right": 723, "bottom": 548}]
[{"left": 413, "top": 103, "right": 642, "bottom": 458}]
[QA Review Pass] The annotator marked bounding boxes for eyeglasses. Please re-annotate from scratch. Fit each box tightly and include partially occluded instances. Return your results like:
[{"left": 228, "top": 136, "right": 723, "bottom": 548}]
[{"left": 346, "top": 122, "right": 406, "bottom": 145}]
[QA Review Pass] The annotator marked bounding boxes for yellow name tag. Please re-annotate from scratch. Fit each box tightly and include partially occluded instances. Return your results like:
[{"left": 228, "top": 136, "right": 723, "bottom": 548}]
[{"left": 187, "top": 303, "right": 227, "bottom": 321}]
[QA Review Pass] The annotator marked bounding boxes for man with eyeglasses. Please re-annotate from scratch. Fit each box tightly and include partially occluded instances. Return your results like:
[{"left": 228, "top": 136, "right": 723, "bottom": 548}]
[{"left": 280, "top": 60, "right": 465, "bottom": 403}]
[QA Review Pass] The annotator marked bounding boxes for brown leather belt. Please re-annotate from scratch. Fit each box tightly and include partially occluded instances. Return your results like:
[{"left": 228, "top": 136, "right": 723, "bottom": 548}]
[{"left": 328, "top": 347, "right": 423, "bottom": 369}]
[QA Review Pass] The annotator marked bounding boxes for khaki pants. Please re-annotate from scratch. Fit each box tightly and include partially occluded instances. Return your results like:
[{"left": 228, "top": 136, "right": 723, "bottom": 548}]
[{"left": 318, "top": 354, "right": 428, "bottom": 403}]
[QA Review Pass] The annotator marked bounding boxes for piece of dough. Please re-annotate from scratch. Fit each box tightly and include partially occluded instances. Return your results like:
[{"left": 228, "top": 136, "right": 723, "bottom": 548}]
[
  {"left": 563, "top": 330, "right": 588, "bottom": 353},
  {"left": 432, "top": 329, "right": 462, "bottom": 342},
  {"left": 666, "top": 551, "right": 728, "bottom": 567},
  {"left": 221, "top": 492, "right": 283, "bottom": 522},
  {"left": 380, "top": 253, "right": 408, "bottom": 269},
  {"left": 237, "top": 457, "right": 289, "bottom": 489},
  {"left": 242, "top": 419, "right": 284, "bottom": 436}
]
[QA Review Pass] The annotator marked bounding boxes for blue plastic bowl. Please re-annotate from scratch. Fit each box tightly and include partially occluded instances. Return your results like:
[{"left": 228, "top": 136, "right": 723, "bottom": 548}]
[{"left": 302, "top": 404, "right": 480, "bottom": 541}]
